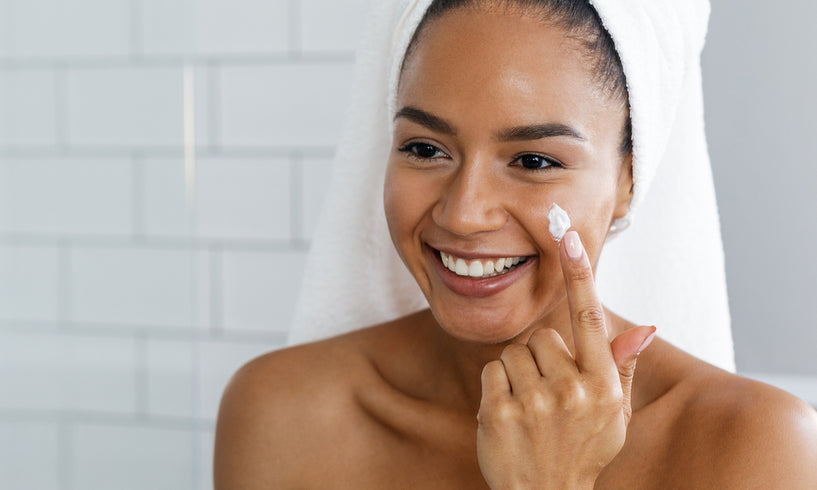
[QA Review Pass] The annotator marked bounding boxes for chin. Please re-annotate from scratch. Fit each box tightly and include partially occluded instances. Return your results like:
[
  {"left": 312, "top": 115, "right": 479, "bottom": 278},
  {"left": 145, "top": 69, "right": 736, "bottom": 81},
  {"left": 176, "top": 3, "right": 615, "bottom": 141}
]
[{"left": 428, "top": 302, "right": 534, "bottom": 345}]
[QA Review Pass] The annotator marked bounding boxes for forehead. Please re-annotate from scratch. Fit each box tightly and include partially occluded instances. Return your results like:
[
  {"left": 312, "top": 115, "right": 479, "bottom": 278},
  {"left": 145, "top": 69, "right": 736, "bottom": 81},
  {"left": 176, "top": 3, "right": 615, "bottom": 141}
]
[{"left": 397, "top": 8, "right": 622, "bottom": 141}]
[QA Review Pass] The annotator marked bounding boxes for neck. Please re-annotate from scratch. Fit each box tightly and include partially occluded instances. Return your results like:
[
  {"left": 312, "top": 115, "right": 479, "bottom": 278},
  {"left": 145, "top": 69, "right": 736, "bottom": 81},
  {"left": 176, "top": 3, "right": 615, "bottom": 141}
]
[{"left": 423, "top": 300, "right": 623, "bottom": 414}]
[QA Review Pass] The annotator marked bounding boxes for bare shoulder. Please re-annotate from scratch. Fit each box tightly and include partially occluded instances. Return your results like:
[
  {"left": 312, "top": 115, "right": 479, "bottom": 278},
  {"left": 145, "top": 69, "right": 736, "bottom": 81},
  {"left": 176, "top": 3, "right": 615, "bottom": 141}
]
[
  {"left": 673, "top": 367, "right": 817, "bottom": 487},
  {"left": 213, "top": 327, "right": 384, "bottom": 489}
]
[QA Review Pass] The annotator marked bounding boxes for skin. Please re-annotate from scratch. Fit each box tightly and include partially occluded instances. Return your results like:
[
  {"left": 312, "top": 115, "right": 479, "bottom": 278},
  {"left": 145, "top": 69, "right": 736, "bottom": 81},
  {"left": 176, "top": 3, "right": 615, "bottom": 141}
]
[{"left": 213, "top": 7, "right": 817, "bottom": 489}]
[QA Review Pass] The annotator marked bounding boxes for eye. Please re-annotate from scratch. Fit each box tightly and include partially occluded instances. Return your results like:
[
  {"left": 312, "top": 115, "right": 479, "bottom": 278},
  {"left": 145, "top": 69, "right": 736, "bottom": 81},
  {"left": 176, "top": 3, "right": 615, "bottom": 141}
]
[
  {"left": 397, "top": 142, "right": 449, "bottom": 160},
  {"left": 513, "top": 154, "right": 563, "bottom": 171}
]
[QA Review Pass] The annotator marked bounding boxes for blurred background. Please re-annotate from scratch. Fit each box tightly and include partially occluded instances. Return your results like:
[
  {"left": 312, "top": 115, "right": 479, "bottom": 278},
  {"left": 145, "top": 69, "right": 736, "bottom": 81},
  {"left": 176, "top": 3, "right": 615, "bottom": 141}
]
[{"left": 0, "top": 0, "right": 814, "bottom": 488}]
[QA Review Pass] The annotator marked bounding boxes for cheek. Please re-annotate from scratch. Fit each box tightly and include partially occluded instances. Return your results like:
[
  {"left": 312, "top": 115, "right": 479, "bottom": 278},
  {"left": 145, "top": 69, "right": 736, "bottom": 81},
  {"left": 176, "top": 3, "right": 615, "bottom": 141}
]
[
  {"left": 383, "top": 162, "right": 434, "bottom": 250},
  {"left": 529, "top": 176, "right": 617, "bottom": 258},
  {"left": 383, "top": 164, "right": 406, "bottom": 244},
  {"left": 562, "top": 185, "right": 618, "bottom": 260}
]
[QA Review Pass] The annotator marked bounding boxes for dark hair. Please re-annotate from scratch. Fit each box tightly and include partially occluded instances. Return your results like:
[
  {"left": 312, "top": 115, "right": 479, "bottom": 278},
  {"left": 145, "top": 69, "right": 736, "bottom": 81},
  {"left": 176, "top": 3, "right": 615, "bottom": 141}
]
[{"left": 400, "top": 0, "right": 633, "bottom": 157}]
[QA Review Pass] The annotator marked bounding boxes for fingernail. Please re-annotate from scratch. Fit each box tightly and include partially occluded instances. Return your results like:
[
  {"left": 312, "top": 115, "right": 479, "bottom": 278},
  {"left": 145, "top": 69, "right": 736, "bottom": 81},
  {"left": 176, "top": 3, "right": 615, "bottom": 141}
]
[
  {"left": 564, "top": 230, "right": 583, "bottom": 260},
  {"left": 637, "top": 327, "right": 657, "bottom": 354}
]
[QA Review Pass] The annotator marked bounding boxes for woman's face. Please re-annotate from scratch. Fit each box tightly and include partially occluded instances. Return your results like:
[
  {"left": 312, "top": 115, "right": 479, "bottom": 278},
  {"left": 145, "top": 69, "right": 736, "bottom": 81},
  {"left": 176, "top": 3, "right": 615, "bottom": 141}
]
[{"left": 385, "top": 8, "right": 633, "bottom": 343}]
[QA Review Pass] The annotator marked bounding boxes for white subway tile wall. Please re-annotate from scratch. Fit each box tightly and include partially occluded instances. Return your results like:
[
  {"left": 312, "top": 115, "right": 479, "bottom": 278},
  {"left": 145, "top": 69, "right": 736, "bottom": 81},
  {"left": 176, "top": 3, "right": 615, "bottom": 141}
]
[
  {"left": 70, "top": 424, "right": 194, "bottom": 490},
  {"left": 0, "top": 420, "right": 61, "bottom": 490},
  {"left": 301, "top": 157, "right": 334, "bottom": 241},
  {"left": 3, "top": 0, "right": 131, "bottom": 59},
  {"left": 0, "top": 69, "right": 59, "bottom": 146},
  {"left": 0, "top": 244, "right": 61, "bottom": 321},
  {"left": 0, "top": 157, "right": 133, "bottom": 235},
  {"left": 67, "top": 66, "right": 185, "bottom": 147},
  {"left": 68, "top": 246, "right": 197, "bottom": 327},
  {"left": 0, "top": 0, "right": 369, "bottom": 488}
]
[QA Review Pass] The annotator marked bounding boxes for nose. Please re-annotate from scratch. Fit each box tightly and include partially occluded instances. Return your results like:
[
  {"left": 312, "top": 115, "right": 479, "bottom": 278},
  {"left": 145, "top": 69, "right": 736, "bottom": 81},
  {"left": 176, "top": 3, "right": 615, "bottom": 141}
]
[{"left": 432, "top": 158, "right": 508, "bottom": 236}]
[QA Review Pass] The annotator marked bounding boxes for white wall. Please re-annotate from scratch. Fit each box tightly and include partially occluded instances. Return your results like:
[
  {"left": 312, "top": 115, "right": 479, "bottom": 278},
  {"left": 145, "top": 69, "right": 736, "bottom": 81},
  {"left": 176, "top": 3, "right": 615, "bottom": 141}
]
[
  {"left": 702, "top": 0, "right": 817, "bottom": 376},
  {"left": 0, "top": 0, "right": 366, "bottom": 488},
  {"left": 0, "top": 0, "right": 815, "bottom": 488}
]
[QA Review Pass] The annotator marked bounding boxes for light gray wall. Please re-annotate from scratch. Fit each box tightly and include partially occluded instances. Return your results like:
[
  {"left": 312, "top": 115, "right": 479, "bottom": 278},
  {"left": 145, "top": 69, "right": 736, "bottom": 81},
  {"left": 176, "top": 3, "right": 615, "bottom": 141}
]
[
  {"left": 0, "top": 0, "right": 365, "bottom": 488},
  {"left": 702, "top": 0, "right": 817, "bottom": 375}
]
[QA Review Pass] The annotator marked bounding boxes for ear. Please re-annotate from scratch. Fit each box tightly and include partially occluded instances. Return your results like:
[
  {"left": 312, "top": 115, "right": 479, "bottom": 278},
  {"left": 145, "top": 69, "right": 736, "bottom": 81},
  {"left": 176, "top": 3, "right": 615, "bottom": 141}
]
[{"left": 613, "top": 154, "right": 634, "bottom": 220}]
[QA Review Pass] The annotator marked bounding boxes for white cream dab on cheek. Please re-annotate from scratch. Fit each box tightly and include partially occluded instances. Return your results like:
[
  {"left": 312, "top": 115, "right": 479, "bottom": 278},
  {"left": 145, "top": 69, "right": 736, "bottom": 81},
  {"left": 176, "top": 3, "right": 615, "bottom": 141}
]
[{"left": 547, "top": 203, "right": 571, "bottom": 241}]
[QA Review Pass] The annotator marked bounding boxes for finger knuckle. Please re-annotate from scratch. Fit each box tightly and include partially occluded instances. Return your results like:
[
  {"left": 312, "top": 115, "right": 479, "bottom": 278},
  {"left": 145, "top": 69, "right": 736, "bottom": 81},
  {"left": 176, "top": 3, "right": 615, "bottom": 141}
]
[
  {"left": 500, "top": 343, "right": 529, "bottom": 362},
  {"left": 569, "top": 266, "right": 594, "bottom": 283},
  {"left": 481, "top": 399, "right": 518, "bottom": 426},
  {"left": 603, "top": 390, "right": 624, "bottom": 411},
  {"left": 618, "top": 367, "right": 635, "bottom": 386},
  {"left": 576, "top": 305, "right": 606, "bottom": 328},
  {"left": 554, "top": 380, "right": 587, "bottom": 411},
  {"left": 589, "top": 378, "right": 624, "bottom": 407},
  {"left": 520, "top": 390, "right": 550, "bottom": 414},
  {"left": 529, "top": 328, "right": 562, "bottom": 348}
]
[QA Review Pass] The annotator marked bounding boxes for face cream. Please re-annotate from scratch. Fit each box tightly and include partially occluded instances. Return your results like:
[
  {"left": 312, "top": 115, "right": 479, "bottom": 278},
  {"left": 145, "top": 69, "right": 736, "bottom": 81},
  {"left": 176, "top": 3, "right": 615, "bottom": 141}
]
[{"left": 547, "top": 203, "right": 571, "bottom": 241}]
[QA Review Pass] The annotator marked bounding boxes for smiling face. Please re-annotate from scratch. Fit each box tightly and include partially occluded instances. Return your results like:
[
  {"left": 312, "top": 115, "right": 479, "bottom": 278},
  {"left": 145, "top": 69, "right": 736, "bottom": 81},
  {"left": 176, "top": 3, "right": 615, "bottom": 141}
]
[{"left": 384, "top": 7, "right": 633, "bottom": 344}]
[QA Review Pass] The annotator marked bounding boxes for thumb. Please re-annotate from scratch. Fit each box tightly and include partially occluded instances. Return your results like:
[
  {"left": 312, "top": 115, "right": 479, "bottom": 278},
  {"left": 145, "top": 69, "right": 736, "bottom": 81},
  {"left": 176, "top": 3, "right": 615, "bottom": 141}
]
[{"left": 610, "top": 325, "right": 657, "bottom": 419}]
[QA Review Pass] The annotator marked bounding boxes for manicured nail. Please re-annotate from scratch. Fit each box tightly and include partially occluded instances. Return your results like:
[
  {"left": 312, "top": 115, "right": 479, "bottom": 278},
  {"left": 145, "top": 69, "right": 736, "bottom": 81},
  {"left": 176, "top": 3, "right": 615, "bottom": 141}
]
[
  {"left": 637, "top": 327, "right": 657, "bottom": 354},
  {"left": 564, "top": 230, "right": 583, "bottom": 260}
]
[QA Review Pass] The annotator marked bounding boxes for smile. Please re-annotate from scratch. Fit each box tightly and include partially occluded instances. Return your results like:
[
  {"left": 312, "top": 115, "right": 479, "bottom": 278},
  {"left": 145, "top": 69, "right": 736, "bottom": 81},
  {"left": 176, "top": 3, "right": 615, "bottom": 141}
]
[
  {"left": 428, "top": 246, "right": 536, "bottom": 298},
  {"left": 439, "top": 251, "right": 529, "bottom": 278}
]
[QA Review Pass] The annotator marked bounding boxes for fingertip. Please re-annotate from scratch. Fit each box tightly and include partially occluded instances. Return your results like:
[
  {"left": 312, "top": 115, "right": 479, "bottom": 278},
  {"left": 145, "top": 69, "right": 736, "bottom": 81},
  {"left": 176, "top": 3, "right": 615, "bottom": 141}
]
[
  {"left": 611, "top": 325, "right": 657, "bottom": 365},
  {"left": 562, "top": 230, "right": 583, "bottom": 261},
  {"left": 482, "top": 359, "right": 501, "bottom": 377},
  {"left": 481, "top": 359, "right": 503, "bottom": 382},
  {"left": 481, "top": 359, "right": 511, "bottom": 395},
  {"left": 637, "top": 326, "right": 657, "bottom": 355}
]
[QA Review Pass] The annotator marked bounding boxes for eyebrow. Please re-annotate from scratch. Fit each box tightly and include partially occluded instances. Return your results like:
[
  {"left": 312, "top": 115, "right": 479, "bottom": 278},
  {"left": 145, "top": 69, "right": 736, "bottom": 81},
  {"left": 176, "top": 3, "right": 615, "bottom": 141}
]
[
  {"left": 497, "top": 123, "right": 585, "bottom": 142},
  {"left": 394, "top": 106, "right": 456, "bottom": 135},
  {"left": 393, "top": 105, "right": 585, "bottom": 142}
]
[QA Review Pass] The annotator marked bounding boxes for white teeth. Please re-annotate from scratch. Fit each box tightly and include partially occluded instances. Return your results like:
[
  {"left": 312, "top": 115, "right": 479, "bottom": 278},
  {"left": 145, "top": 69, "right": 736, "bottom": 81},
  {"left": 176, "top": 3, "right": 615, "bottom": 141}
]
[
  {"left": 468, "top": 261, "right": 484, "bottom": 277},
  {"left": 495, "top": 258, "right": 506, "bottom": 271},
  {"left": 447, "top": 256, "right": 457, "bottom": 272},
  {"left": 439, "top": 251, "right": 527, "bottom": 278},
  {"left": 455, "top": 258, "right": 469, "bottom": 276}
]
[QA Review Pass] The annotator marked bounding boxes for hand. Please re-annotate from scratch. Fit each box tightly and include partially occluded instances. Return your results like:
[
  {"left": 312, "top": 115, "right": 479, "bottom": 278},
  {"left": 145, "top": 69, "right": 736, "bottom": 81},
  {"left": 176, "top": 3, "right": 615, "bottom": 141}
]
[{"left": 476, "top": 230, "right": 656, "bottom": 489}]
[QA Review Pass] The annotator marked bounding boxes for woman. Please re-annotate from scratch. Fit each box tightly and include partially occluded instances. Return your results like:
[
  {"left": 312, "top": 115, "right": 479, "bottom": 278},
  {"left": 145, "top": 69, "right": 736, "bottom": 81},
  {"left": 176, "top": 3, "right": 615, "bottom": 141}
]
[{"left": 214, "top": 0, "right": 817, "bottom": 488}]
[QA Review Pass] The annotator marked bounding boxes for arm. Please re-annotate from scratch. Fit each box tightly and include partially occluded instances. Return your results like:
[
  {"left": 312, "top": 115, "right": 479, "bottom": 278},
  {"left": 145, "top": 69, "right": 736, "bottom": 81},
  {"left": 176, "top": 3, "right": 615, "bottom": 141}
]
[
  {"left": 213, "top": 352, "right": 314, "bottom": 490},
  {"left": 714, "top": 383, "right": 817, "bottom": 488},
  {"left": 213, "top": 356, "right": 283, "bottom": 490}
]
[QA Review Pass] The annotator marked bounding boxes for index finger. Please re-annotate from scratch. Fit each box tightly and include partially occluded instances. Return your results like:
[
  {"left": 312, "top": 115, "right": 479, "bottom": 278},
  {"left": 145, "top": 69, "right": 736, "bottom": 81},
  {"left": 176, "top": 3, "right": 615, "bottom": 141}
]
[{"left": 560, "top": 230, "right": 615, "bottom": 375}]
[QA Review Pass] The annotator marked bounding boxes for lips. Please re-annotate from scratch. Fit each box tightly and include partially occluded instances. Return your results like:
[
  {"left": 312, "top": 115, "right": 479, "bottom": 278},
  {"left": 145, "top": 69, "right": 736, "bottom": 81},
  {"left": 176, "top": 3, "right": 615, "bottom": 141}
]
[{"left": 428, "top": 246, "right": 536, "bottom": 298}]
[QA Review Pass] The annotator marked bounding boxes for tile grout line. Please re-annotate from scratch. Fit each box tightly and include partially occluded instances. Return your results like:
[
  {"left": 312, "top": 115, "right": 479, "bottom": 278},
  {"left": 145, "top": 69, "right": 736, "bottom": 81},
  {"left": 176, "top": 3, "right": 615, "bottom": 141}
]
[
  {"left": 207, "top": 62, "right": 221, "bottom": 153},
  {"left": 57, "top": 239, "right": 72, "bottom": 327},
  {"left": 0, "top": 408, "right": 218, "bottom": 431},
  {"left": 209, "top": 245, "right": 224, "bottom": 336},
  {"left": 132, "top": 151, "right": 147, "bottom": 242},
  {"left": 0, "top": 145, "right": 338, "bottom": 159},
  {"left": 0, "top": 52, "right": 355, "bottom": 69},
  {"left": 55, "top": 64, "right": 69, "bottom": 150},
  {"left": 130, "top": 0, "right": 144, "bottom": 61},
  {"left": 0, "top": 232, "right": 310, "bottom": 249},
  {"left": 135, "top": 331, "right": 150, "bottom": 419},
  {"left": 288, "top": 0, "right": 302, "bottom": 60},
  {"left": 57, "top": 420, "right": 73, "bottom": 490},
  {"left": 290, "top": 151, "right": 304, "bottom": 243},
  {"left": 0, "top": 320, "right": 290, "bottom": 345}
]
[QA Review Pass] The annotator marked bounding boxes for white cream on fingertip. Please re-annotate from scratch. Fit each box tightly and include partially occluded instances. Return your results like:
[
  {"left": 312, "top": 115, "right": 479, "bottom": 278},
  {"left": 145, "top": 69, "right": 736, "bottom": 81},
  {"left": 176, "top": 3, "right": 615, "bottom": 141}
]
[{"left": 547, "top": 203, "right": 571, "bottom": 241}]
